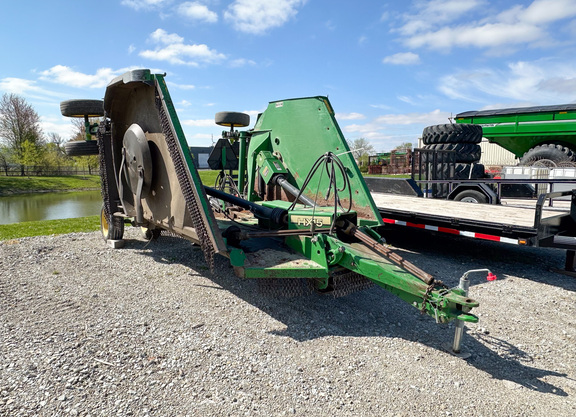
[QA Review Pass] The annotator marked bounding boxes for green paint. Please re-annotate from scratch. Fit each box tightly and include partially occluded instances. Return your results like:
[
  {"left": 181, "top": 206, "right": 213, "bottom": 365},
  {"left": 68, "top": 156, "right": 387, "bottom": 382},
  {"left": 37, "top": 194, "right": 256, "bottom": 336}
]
[{"left": 456, "top": 106, "right": 576, "bottom": 158}]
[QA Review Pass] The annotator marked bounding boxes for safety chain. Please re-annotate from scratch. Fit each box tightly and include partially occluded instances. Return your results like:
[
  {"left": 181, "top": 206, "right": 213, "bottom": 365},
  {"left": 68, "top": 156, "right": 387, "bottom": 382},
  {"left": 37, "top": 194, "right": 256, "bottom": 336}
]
[{"left": 419, "top": 279, "right": 448, "bottom": 315}]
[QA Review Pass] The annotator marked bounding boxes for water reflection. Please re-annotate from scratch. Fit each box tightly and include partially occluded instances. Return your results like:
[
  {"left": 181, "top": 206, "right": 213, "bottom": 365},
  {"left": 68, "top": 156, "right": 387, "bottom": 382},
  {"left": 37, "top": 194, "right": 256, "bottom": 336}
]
[{"left": 0, "top": 191, "right": 102, "bottom": 224}]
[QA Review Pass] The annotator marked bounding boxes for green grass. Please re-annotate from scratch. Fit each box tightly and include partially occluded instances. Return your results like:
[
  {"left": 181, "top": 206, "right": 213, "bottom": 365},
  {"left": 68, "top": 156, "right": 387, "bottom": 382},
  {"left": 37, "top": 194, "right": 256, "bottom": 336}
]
[
  {"left": 0, "top": 175, "right": 101, "bottom": 195},
  {"left": 0, "top": 216, "right": 101, "bottom": 241}
]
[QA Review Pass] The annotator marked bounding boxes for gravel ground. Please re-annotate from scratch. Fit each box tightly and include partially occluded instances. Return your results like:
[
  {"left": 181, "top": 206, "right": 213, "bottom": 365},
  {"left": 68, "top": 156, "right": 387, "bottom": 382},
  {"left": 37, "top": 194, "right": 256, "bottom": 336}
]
[{"left": 1, "top": 227, "right": 575, "bottom": 416}]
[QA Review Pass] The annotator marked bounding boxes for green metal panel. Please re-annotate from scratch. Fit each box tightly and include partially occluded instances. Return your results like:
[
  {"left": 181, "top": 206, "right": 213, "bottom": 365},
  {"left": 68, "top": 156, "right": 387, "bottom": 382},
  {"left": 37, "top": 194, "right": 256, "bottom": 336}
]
[
  {"left": 250, "top": 97, "right": 382, "bottom": 224},
  {"left": 456, "top": 107, "right": 576, "bottom": 157}
]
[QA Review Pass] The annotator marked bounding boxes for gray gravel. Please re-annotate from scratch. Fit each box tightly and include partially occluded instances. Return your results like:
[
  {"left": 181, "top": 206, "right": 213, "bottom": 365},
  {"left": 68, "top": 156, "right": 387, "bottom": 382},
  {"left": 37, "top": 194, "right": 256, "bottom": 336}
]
[{"left": 1, "top": 227, "right": 575, "bottom": 416}]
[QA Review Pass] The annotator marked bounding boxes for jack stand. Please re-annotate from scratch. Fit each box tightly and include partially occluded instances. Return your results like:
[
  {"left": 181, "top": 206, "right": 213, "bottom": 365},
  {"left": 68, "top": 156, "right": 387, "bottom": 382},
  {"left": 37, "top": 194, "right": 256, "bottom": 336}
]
[{"left": 445, "top": 268, "right": 494, "bottom": 358}]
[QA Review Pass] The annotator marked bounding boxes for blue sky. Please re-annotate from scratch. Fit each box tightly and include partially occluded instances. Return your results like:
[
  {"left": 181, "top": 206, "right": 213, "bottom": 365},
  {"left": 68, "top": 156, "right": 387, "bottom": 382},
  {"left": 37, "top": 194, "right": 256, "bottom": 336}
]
[{"left": 1, "top": 0, "right": 576, "bottom": 151}]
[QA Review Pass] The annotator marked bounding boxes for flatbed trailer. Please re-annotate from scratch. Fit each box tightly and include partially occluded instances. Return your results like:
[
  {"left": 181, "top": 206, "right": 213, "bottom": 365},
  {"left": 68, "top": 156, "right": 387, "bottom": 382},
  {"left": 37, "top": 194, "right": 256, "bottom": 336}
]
[{"left": 371, "top": 190, "right": 576, "bottom": 274}]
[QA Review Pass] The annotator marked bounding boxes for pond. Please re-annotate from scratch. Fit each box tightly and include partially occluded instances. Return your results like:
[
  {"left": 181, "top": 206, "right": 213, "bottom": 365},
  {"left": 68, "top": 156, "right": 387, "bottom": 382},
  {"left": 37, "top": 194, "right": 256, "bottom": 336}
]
[{"left": 0, "top": 190, "right": 103, "bottom": 225}]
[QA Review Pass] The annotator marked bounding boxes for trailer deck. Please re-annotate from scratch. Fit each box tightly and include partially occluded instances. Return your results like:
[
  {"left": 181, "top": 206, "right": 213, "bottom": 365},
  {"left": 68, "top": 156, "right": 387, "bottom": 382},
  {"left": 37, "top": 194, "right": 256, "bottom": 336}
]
[{"left": 373, "top": 192, "right": 576, "bottom": 248}]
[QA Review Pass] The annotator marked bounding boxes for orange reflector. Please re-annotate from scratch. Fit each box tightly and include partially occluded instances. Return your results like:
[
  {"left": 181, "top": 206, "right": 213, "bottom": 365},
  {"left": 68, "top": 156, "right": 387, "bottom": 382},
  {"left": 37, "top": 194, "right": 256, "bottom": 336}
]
[{"left": 518, "top": 238, "right": 528, "bottom": 245}]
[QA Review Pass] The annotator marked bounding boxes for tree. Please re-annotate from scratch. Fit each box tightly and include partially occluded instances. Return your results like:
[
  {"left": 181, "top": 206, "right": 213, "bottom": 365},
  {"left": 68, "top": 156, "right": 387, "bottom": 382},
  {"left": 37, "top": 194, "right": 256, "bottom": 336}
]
[
  {"left": 395, "top": 142, "right": 414, "bottom": 152},
  {"left": 347, "top": 138, "right": 375, "bottom": 167},
  {"left": 0, "top": 93, "right": 44, "bottom": 175},
  {"left": 20, "top": 140, "right": 45, "bottom": 174}
]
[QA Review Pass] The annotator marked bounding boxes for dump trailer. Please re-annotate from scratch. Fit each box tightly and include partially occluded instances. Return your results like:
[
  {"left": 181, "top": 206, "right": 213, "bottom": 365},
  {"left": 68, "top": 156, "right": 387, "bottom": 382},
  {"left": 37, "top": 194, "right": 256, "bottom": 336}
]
[
  {"left": 61, "top": 69, "right": 479, "bottom": 327},
  {"left": 455, "top": 104, "right": 576, "bottom": 166}
]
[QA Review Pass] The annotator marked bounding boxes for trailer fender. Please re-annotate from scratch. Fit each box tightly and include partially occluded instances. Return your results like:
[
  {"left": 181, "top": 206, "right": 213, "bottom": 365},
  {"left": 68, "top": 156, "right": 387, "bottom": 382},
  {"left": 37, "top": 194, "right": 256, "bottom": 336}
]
[{"left": 448, "top": 183, "right": 498, "bottom": 204}]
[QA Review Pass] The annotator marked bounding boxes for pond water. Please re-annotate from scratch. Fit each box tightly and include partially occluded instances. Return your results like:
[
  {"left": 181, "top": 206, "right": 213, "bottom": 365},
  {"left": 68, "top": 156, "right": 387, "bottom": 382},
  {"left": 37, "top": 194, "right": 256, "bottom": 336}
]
[{"left": 0, "top": 190, "right": 102, "bottom": 225}]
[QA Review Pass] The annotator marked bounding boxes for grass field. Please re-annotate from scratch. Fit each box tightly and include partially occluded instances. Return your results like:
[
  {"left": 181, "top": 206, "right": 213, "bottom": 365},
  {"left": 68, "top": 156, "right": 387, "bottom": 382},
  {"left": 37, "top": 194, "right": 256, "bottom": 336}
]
[
  {"left": 0, "top": 175, "right": 101, "bottom": 195},
  {"left": 0, "top": 216, "right": 101, "bottom": 241}
]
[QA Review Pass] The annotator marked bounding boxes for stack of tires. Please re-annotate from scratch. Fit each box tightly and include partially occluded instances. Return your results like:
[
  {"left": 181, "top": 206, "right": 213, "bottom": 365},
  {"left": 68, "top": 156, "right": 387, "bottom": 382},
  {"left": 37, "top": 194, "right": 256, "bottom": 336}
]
[{"left": 421, "top": 123, "right": 484, "bottom": 179}]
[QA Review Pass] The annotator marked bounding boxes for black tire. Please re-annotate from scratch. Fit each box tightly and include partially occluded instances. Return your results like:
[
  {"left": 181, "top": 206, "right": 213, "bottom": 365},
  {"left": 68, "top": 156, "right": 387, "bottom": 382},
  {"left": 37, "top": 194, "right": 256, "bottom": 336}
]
[
  {"left": 520, "top": 144, "right": 576, "bottom": 166},
  {"left": 454, "top": 189, "right": 488, "bottom": 204},
  {"left": 422, "top": 124, "right": 482, "bottom": 145},
  {"left": 454, "top": 163, "right": 485, "bottom": 179},
  {"left": 141, "top": 227, "right": 161, "bottom": 240},
  {"left": 423, "top": 143, "right": 481, "bottom": 163},
  {"left": 64, "top": 140, "right": 100, "bottom": 156},
  {"left": 215, "top": 111, "right": 250, "bottom": 128},
  {"left": 60, "top": 99, "right": 104, "bottom": 118},
  {"left": 100, "top": 204, "right": 124, "bottom": 241}
]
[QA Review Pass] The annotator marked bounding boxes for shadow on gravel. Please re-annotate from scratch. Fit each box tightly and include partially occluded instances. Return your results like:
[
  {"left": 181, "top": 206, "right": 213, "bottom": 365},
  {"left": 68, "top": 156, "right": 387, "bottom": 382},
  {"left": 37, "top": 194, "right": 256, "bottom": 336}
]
[{"left": 129, "top": 234, "right": 571, "bottom": 397}]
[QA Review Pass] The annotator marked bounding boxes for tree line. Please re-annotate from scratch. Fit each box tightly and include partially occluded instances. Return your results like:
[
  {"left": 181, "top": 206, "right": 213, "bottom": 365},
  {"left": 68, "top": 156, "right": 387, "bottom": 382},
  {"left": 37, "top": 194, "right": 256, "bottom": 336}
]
[{"left": 0, "top": 93, "right": 98, "bottom": 176}]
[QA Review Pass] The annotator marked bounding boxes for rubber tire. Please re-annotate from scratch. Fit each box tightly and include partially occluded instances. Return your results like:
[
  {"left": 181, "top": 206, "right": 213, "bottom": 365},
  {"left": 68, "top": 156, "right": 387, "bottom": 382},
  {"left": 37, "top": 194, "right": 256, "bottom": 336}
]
[
  {"left": 60, "top": 99, "right": 104, "bottom": 118},
  {"left": 454, "top": 163, "right": 485, "bottom": 179},
  {"left": 100, "top": 204, "right": 124, "bottom": 241},
  {"left": 64, "top": 140, "right": 100, "bottom": 156},
  {"left": 520, "top": 144, "right": 576, "bottom": 166},
  {"left": 215, "top": 112, "right": 250, "bottom": 128},
  {"left": 423, "top": 143, "right": 481, "bottom": 163},
  {"left": 422, "top": 124, "right": 482, "bottom": 145},
  {"left": 141, "top": 227, "right": 161, "bottom": 240},
  {"left": 454, "top": 189, "right": 488, "bottom": 204}
]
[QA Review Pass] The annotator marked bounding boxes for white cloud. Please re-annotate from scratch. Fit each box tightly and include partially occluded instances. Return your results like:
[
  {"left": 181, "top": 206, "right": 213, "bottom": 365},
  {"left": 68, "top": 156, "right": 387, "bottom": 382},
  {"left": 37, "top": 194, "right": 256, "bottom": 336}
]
[
  {"left": 0, "top": 77, "right": 59, "bottom": 98},
  {"left": 177, "top": 2, "right": 218, "bottom": 23},
  {"left": 167, "top": 81, "right": 196, "bottom": 90},
  {"left": 39, "top": 65, "right": 125, "bottom": 89},
  {"left": 140, "top": 29, "right": 226, "bottom": 65},
  {"left": 182, "top": 118, "right": 216, "bottom": 127},
  {"left": 439, "top": 59, "right": 576, "bottom": 104},
  {"left": 40, "top": 116, "right": 76, "bottom": 140},
  {"left": 336, "top": 112, "right": 365, "bottom": 120},
  {"left": 395, "top": 0, "right": 576, "bottom": 51},
  {"left": 342, "top": 110, "right": 451, "bottom": 145},
  {"left": 229, "top": 58, "right": 257, "bottom": 67},
  {"left": 121, "top": 0, "right": 171, "bottom": 11},
  {"left": 149, "top": 28, "right": 184, "bottom": 45},
  {"left": 224, "top": 0, "right": 307, "bottom": 34},
  {"left": 382, "top": 52, "right": 420, "bottom": 65}
]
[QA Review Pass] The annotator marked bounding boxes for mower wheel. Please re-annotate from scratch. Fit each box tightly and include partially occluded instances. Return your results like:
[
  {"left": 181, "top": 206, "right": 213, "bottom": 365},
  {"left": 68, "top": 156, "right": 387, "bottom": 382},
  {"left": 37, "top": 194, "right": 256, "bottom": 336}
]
[
  {"left": 215, "top": 111, "right": 250, "bottom": 128},
  {"left": 64, "top": 140, "right": 100, "bottom": 156},
  {"left": 141, "top": 226, "right": 161, "bottom": 240},
  {"left": 100, "top": 204, "right": 124, "bottom": 241},
  {"left": 60, "top": 99, "right": 104, "bottom": 118}
]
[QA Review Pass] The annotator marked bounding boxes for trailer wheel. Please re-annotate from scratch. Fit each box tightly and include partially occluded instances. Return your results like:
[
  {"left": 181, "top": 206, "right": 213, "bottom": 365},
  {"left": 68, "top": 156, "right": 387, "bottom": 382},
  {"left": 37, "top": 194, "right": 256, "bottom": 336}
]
[
  {"left": 422, "top": 124, "right": 482, "bottom": 145},
  {"left": 520, "top": 144, "right": 576, "bottom": 166},
  {"left": 60, "top": 99, "right": 104, "bottom": 118},
  {"left": 64, "top": 140, "right": 100, "bottom": 156},
  {"left": 454, "top": 189, "right": 487, "bottom": 204},
  {"left": 100, "top": 204, "right": 124, "bottom": 241}
]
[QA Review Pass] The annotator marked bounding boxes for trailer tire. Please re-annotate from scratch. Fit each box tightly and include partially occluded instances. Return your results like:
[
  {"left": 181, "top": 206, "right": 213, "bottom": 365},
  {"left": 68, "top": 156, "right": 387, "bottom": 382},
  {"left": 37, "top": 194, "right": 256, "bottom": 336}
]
[
  {"left": 423, "top": 143, "right": 481, "bottom": 163},
  {"left": 422, "top": 124, "right": 482, "bottom": 145},
  {"left": 60, "top": 99, "right": 104, "bottom": 118},
  {"left": 520, "top": 144, "right": 576, "bottom": 166},
  {"left": 454, "top": 189, "right": 488, "bottom": 204},
  {"left": 64, "top": 140, "right": 100, "bottom": 156},
  {"left": 100, "top": 204, "right": 124, "bottom": 241}
]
